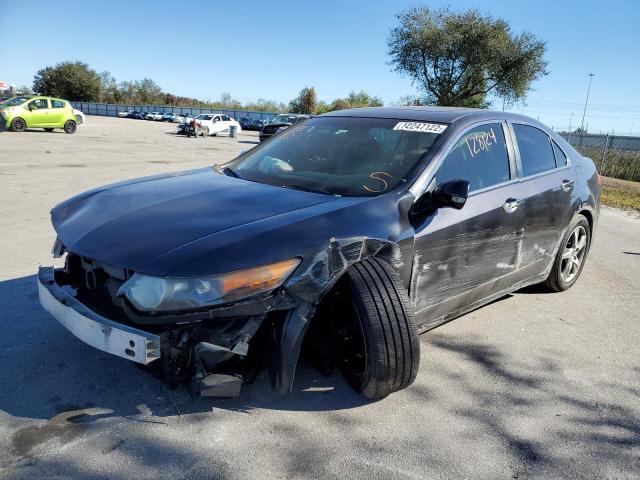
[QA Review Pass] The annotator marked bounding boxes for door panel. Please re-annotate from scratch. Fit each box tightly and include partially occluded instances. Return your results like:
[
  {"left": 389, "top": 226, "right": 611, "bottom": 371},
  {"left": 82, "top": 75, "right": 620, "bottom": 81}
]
[
  {"left": 48, "top": 100, "right": 67, "bottom": 125},
  {"left": 26, "top": 99, "right": 51, "bottom": 127},
  {"left": 410, "top": 121, "right": 523, "bottom": 330},
  {"left": 510, "top": 123, "right": 577, "bottom": 273},
  {"left": 412, "top": 183, "right": 524, "bottom": 329},
  {"left": 516, "top": 168, "right": 576, "bottom": 270}
]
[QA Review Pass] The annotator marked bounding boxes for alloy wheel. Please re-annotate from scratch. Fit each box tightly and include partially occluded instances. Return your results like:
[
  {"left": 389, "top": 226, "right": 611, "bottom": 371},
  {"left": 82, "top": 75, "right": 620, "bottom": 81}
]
[{"left": 560, "top": 225, "right": 587, "bottom": 283}]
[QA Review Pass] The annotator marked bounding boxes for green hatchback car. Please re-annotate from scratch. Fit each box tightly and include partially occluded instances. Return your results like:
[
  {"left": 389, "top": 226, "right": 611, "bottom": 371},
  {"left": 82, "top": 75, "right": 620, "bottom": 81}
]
[{"left": 0, "top": 95, "right": 77, "bottom": 133}]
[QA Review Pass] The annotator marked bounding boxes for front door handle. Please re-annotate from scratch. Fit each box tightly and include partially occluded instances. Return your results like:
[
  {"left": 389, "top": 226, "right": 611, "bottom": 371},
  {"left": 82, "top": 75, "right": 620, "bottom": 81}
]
[
  {"left": 561, "top": 179, "right": 574, "bottom": 192},
  {"left": 503, "top": 198, "right": 522, "bottom": 213}
]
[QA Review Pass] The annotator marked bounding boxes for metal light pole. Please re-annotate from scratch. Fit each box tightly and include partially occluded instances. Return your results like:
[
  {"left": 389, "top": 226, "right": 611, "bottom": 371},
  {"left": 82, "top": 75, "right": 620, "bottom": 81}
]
[{"left": 579, "top": 73, "right": 595, "bottom": 132}]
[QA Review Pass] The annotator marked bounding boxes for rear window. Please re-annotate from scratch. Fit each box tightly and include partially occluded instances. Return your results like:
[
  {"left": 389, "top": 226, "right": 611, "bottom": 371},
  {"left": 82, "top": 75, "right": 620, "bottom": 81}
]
[
  {"left": 513, "top": 124, "right": 556, "bottom": 177},
  {"left": 51, "top": 100, "right": 66, "bottom": 109}
]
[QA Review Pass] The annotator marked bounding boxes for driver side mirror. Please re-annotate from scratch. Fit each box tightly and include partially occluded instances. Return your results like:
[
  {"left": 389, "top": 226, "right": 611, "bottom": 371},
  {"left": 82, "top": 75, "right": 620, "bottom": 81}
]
[{"left": 413, "top": 179, "right": 470, "bottom": 215}]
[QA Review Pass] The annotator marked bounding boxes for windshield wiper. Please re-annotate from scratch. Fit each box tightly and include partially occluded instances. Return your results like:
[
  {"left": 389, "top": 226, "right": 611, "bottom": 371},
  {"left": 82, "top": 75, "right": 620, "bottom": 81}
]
[
  {"left": 221, "top": 166, "right": 242, "bottom": 179},
  {"left": 281, "top": 184, "right": 336, "bottom": 196}
]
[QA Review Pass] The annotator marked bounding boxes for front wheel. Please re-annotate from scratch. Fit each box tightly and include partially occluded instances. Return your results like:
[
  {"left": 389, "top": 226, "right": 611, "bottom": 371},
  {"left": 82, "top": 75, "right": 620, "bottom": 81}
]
[
  {"left": 544, "top": 214, "right": 591, "bottom": 291},
  {"left": 336, "top": 257, "right": 420, "bottom": 399},
  {"left": 63, "top": 120, "right": 77, "bottom": 134},
  {"left": 11, "top": 118, "right": 26, "bottom": 132}
]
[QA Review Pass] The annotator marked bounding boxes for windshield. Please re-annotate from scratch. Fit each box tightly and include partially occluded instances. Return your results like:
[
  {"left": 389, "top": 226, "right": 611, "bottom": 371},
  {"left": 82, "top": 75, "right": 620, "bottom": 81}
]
[
  {"left": 0, "top": 96, "right": 31, "bottom": 107},
  {"left": 231, "top": 116, "right": 446, "bottom": 197}
]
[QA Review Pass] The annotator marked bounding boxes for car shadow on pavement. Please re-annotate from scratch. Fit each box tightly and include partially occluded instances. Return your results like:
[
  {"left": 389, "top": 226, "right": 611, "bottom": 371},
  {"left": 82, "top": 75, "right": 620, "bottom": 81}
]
[{"left": 0, "top": 275, "right": 370, "bottom": 424}]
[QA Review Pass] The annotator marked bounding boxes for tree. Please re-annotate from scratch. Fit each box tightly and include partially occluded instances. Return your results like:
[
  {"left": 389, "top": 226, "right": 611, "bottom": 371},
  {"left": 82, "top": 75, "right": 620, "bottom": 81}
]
[
  {"left": 135, "top": 78, "right": 164, "bottom": 104},
  {"left": 344, "top": 91, "right": 383, "bottom": 108},
  {"left": 16, "top": 85, "right": 33, "bottom": 95},
  {"left": 289, "top": 87, "right": 317, "bottom": 114},
  {"left": 99, "top": 71, "right": 120, "bottom": 103},
  {"left": 387, "top": 6, "right": 547, "bottom": 108},
  {"left": 396, "top": 94, "right": 424, "bottom": 106},
  {"left": 33, "top": 61, "right": 101, "bottom": 101},
  {"left": 318, "top": 90, "right": 384, "bottom": 112}
]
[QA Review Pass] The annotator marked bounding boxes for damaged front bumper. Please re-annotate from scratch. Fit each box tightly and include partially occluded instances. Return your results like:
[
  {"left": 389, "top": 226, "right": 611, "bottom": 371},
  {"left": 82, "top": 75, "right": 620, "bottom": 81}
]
[
  {"left": 38, "top": 266, "right": 161, "bottom": 365},
  {"left": 37, "top": 265, "right": 304, "bottom": 397}
]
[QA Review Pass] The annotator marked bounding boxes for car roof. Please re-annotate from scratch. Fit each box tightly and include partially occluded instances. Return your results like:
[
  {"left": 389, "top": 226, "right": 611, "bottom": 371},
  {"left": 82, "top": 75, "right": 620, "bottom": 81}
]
[
  {"left": 19, "top": 95, "right": 68, "bottom": 103},
  {"left": 322, "top": 106, "right": 542, "bottom": 127}
]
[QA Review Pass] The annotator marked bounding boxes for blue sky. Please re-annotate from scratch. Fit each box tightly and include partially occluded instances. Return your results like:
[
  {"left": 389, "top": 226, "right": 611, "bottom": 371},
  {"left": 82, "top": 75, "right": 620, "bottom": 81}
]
[{"left": 2, "top": 0, "right": 639, "bottom": 134}]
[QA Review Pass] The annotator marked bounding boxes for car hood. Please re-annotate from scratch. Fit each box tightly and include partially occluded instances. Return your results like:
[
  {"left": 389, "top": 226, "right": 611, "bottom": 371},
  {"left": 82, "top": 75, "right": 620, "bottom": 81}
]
[{"left": 51, "top": 168, "right": 341, "bottom": 276}]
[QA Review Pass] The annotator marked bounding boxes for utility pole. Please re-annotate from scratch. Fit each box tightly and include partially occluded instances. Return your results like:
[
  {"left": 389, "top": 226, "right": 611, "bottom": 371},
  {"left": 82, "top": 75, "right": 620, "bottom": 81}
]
[
  {"left": 580, "top": 73, "right": 595, "bottom": 132},
  {"left": 568, "top": 113, "right": 573, "bottom": 132}
]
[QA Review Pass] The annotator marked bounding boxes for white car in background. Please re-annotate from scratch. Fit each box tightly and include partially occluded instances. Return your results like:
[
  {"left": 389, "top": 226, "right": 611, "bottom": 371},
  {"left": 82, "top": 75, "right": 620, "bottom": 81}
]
[
  {"left": 194, "top": 114, "right": 241, "bottom": 136},
  {"left": 73, "top": 108, "right": 86, "bottom": 125},
  {"left": 174, "top": 113, "right": 194, "bottom": 123},
  {"left": 117, "top": 110, "right": 132, "bottom": 118},
  {"left": 146, "top": 111, "right": 163, "bottom": 121}
]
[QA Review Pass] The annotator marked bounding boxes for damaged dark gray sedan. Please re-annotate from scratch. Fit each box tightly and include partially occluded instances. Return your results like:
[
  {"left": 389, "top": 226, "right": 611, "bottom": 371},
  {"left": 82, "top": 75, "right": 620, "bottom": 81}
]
[{"left": 39, "top": 107, "right": 600, "bottom": 399}]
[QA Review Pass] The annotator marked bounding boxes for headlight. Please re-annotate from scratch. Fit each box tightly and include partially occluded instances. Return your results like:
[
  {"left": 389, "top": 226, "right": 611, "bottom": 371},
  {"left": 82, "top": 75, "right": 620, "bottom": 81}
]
[{"left": 118, "top": 258, "right": 300, "bottom": 312}]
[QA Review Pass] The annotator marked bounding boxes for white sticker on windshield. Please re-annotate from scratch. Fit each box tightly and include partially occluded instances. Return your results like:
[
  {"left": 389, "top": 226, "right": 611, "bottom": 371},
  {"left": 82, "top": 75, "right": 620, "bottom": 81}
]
[{"left": 393, "top": 122, "right": 447, "bottom": 134}]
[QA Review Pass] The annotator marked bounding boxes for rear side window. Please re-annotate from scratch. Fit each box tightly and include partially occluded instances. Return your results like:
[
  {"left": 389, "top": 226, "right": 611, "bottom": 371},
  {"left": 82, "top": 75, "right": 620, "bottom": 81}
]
[
  {"left": 513, "top": 124, "right": 556, "bottom": 176},
  {"left": 51, "top": 100, "right": 66, "bottom": 109},
  {"left": 436, "top": 123, "right": 511, "bottom": 192},
  {"left": 552, "top": 140, "right": 568, "bottom": 166}
]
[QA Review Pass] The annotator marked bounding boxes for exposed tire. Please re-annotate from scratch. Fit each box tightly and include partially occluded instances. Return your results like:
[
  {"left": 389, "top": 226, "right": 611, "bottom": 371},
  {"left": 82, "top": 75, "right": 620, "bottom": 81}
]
[
  {"left": 63, "top": 120, "right": 77, "bottom": 134},
  {"left": 11, "top": 118, "right": 26, "bottom": 132},
  {"left": 544, "top": 214, "right": 591, "bottom": 292},
  {"left": 337, "top": 257, "right": 420, "bottom": 399},
  {"left": 75, "top": 114, "right": 83, "bottom": 125},
  {"left": 44, "top": 128, "right": 54, "bottom": 132}
]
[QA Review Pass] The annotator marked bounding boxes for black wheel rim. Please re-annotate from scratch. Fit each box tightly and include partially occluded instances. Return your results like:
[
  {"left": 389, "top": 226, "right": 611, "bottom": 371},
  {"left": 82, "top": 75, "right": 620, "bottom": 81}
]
[
  {"left": 333, "top": 292, "right": 367, "bottom": 385},
  {"left": 15, "top": 120, "right": 24, "bottom": 130}
]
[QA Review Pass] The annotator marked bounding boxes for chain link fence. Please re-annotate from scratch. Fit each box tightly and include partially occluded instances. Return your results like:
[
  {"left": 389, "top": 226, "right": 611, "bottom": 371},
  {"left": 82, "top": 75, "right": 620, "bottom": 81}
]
[
  {"left": 70, "top": 102, "right": 278, "bottom": 122},
  {"left": 559, "top": 132, "right": 640, "bottom": 182}
]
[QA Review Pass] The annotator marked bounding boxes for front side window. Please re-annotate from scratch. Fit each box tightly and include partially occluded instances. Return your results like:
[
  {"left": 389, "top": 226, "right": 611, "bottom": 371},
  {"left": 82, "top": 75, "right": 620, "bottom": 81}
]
[
  {"left": 435, "top": 123, "right": 511, "bottom": 192},
  {"left": 513, "top": 124, "right": 556, "bottom": 176},
  {"left": 51, "top": 99, "right": 66, "bottom": 109},
  {"left": 232, "top": 116, "right": 444, "bottom": 196},
  {"left": 28, "top": 98, "right": 49, "bottom": 110}
]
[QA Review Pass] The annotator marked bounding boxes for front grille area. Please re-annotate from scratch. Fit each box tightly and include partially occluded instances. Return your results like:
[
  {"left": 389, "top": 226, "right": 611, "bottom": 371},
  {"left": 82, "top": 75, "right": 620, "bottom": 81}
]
[{"left": 65, "top": 252, "right": 134, "bottom": 324}]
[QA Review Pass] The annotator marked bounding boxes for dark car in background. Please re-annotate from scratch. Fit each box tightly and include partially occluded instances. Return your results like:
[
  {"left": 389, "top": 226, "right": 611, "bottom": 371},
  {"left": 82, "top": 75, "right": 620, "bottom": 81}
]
[
  {"left": 259, "top": 113, "right": 311, "bottom": 141},
  {"left": 238, "top": 117, "right": 253, "bottom": 129},
  {"left": 127, "top": 111, "right": 145, "bottom": 120},
  {"left": 240, "top": 118, "right": 266, "bottom": 131},
  {"left": 38, "top": 107, "right": 599, "bottom": 400}
]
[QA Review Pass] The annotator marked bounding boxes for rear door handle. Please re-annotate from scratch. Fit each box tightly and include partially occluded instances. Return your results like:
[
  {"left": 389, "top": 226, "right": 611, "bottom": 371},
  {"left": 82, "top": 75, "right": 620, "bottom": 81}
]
[
  {"left": 561, "top": 179, "right": 574, "bottom": 192},
  {"left": 503, "top": 198, "right": 522, "bottom": 213}
]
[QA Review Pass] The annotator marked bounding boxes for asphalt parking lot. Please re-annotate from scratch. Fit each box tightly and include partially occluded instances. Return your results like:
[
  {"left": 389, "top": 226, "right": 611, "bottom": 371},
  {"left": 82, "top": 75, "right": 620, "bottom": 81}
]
[{"left": 0, "top": 116, "right": 639, "bottom": 479}]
